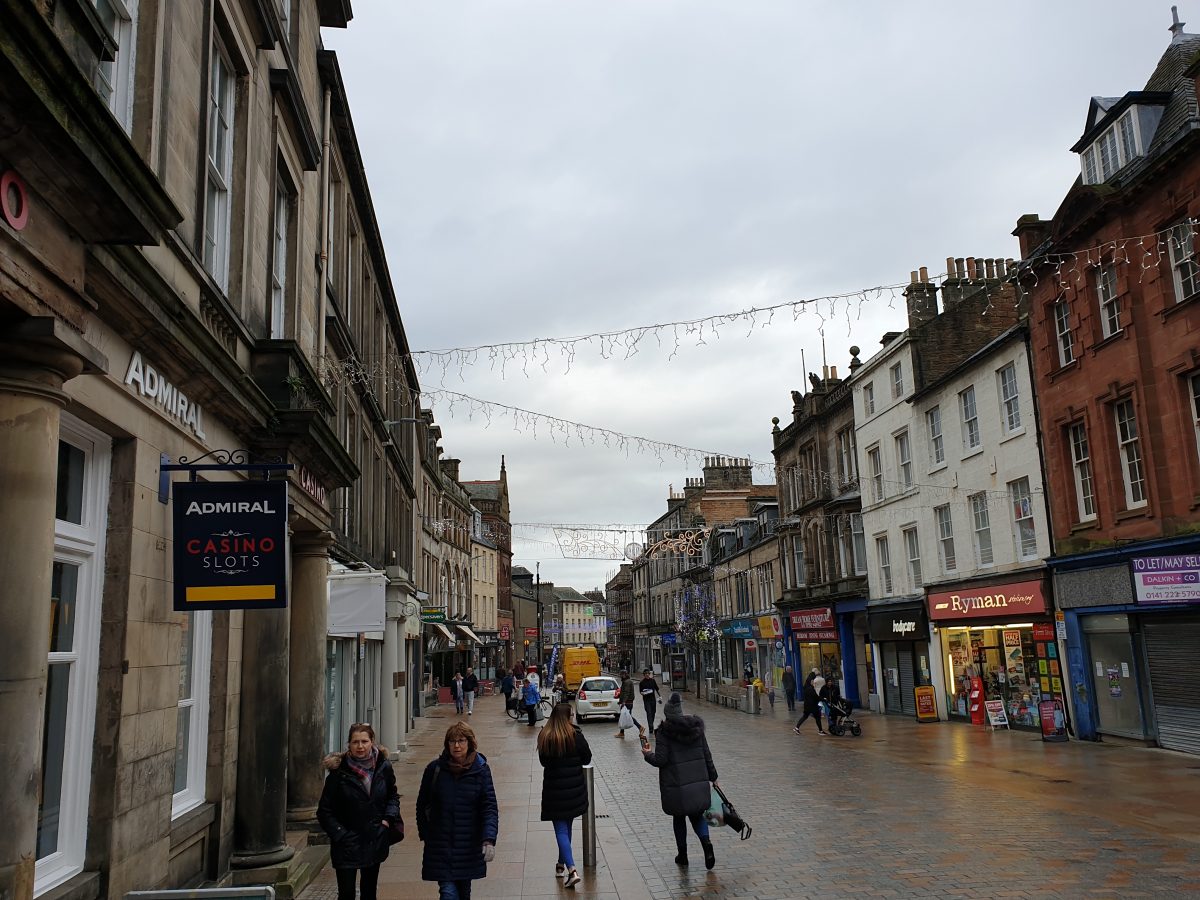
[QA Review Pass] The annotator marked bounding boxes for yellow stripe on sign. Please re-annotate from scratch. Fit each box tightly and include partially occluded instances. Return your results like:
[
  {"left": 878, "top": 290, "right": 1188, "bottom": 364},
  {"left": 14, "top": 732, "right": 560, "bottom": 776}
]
[{"left": 186, "top": 585, "right": 277, "bottom": 602}]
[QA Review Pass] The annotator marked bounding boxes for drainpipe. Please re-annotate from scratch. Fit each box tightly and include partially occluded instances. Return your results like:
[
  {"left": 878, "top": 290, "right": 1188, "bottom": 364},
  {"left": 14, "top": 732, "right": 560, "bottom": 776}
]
[{"left": 317, "top": 85, "right": 332, "bottom": 362}]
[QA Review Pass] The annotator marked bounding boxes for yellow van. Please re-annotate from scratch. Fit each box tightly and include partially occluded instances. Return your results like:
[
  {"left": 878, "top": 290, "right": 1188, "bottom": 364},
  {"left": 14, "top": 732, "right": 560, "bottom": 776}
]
[{"left": 561, "top": 647, "right": 601, "bottom": 694}]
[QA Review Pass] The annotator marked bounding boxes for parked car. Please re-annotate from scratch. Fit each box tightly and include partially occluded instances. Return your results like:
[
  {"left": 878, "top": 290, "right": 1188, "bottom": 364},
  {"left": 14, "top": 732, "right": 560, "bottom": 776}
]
[{"left": 574, "top": 676, "right": 621, "bottom": 722}]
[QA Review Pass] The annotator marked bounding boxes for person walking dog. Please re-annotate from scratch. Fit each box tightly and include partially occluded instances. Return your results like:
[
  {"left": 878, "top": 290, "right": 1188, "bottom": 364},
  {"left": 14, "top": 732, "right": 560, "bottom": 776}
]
[
  {"left": 462, "top": 667, "right": 479, "bottom": 716},
  {"left": 537, "top": 702, "right": 592, "bottom": 889},
  {"left": 416, "top": 722, "right": 499, "bottom": 900},
  {"left": 641, "top": 692, "right": 719, "bottom": 870},
  {"left": 317, "top": 723, "right": 401, "bottom": 900}
]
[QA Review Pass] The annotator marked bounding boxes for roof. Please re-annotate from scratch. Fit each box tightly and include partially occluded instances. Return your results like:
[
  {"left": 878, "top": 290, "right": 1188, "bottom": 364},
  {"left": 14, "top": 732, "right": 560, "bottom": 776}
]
[
  {"left": 512, "top": 565, "right": 533, "bottom": 577},
  {"left": 463, "top": 481, "right": 501, "bottom": 502},
  {"left": 1143, "top": 32, "right": 1200, "bottom": 154},
  {"left": 553, "top": 586, "right": 589, "bottom": 603}
]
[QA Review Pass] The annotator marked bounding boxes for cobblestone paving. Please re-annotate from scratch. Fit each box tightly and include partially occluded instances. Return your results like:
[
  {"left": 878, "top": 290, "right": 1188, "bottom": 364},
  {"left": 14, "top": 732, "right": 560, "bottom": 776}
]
[{"left": 585, "top": 692, "right": 1200, "bottom": 899}]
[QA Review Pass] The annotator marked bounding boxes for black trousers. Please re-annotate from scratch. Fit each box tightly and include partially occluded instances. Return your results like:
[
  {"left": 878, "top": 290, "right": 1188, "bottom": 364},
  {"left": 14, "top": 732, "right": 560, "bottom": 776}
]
[
  {"left": 643, "top": 696, "right": 657, "bottom": 730},
  {"left": 336, "top": 865, "right": 380, "bottom": 900},
  {"left": 527, "top": 702, "right": 537, "bottom": 725}
]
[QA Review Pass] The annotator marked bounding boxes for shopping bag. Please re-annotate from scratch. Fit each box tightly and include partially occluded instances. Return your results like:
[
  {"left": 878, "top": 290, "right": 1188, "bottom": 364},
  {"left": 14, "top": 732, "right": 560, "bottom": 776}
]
[
  {"left": 536, "top": 702, "right": 545, "bottom": 722},
  {"left": 704, "top": 786, "right": 725, "bottom": 827},
  {"left": 618, "top": 706, "right": 636, "bottom": 731},
  {"left": 713, "top": 784, "right": 752, "bottom": 841}
]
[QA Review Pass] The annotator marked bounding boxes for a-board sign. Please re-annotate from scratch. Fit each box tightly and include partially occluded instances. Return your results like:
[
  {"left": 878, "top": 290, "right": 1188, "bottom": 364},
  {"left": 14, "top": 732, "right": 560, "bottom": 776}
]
[
  {"left": 914, "top": 685, "right": 939, "bottom": 722},
  {"left": 984, "top": 699, "right": 1010, "bottom": 729},
  {"left": 1039, "top": 699, "right": 1069, "bottom": 742}
]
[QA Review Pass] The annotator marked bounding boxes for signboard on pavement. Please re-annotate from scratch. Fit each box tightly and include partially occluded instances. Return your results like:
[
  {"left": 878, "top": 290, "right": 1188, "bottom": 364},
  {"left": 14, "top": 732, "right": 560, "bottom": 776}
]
[{"left": 914, "top": 685, "right": 938, "bottom": 722}]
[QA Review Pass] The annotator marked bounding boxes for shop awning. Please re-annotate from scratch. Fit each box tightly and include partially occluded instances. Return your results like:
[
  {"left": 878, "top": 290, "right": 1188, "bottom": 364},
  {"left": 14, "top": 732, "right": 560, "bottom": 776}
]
[
  {"left": 328, "top": 569, "right": 386, "bottom": 636},
  {"left": 429, "top": 622, "right": 455, "bottom": 642},
  {"left": 456, "top": 624, "right": 484, "bottom": 645}
]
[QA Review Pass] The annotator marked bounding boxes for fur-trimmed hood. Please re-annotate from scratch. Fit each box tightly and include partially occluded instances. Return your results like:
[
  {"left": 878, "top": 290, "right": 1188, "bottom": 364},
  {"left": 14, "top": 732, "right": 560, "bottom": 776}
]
[
  {"left": 656, "top": 714, "right": 706, "bottom": 744},
  {"left": 323, "top": 745, "right": 391, "bottom": 771}
]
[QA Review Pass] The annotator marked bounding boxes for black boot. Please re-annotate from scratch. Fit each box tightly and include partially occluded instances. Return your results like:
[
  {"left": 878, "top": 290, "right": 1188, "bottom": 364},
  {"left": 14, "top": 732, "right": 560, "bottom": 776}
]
[
  {"left": 674, "top": 850, "right": 688, "bottom": 866},
  {"left": 702, "top": 839, "right": 716, "bottom": 870}
]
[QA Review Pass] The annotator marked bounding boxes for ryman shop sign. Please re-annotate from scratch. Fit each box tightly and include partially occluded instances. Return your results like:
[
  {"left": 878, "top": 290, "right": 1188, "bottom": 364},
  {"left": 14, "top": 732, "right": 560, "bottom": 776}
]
[{"left": 173, "top": 480, "right": 288, "bottom": 611}]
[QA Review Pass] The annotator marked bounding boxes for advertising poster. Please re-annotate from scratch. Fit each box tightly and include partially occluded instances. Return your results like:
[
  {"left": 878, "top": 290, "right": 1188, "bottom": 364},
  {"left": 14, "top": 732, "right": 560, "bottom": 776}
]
[
  {"left": 1047, "top": 642, "right": 1057, "bottom": 659},
  {"left": 1108, "top": 667, "right": 1122, "bottom": 698},
  {"left": 1049, "top": 659, "right": 1060, "bottom": 676},
  {"left": 915, "top": 685, "right": 939, "bottom": 722},
  {"left": 1039, "top": 699, "right": 1069, "bottom": 742},
  {"left": 1003, "top": 630, "right": 1027, "bottom": 687},
  {"left": 1130, "top": 554, "right": 1200, "bottom": 604},
  {"left": 1038, "top": 659, "right": 1048, "bottom": 675},
  {"left": 1041, "top": 677, "right": 1051, "bottom": 692},
  {"left": 1037, "top": 643, "right": 1047, "bottom": 658},
  {"left": 984, "top": 699, "right": 1010, "bottom": 729},
  {"left": 1051, "top": 677, "right": 1062, "bottom": 693},
  {"left": 173, "top": 480, "right": 288, "bottom": 611}
]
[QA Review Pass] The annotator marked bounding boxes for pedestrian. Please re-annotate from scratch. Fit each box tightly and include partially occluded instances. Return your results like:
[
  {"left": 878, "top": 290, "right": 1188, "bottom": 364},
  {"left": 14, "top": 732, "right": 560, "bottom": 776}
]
[
  {"left": 641, "top": 692, "right": 718, "bottom": 870},
  {"left": 523, "top": 668, "right": 542, "bottom": 727},
  {"left": 417, "top": 722, "right": 499, "bottom": 900},
  {"left": 317, "top": 723, "right": 401, "bottom": 900},
  {"left": 500, "top": 669, "right": 515, "bottom": 714},
  {"left": 513, "top": 660, "right": 525, "bottom": 681},
  {"left": 781, "top": 665, "right": 797, "bottom": 712},
  {"left": 793, "top": 669, "right": 827, "bottom": 735},
  {"left": 463, "top": 667, "right": 479, "bottom": 716},
  {"left": 614, "top": 670, "right": 645, "bottom": 740},
  {"left": 639, "top": 668, "right": 662, "bottom": 730},
  {"left": 537, "top": 702, "right": 592, "bottom": 889},
  {"left": 451, "top": 672, "right": 465, "bottom": 715}
]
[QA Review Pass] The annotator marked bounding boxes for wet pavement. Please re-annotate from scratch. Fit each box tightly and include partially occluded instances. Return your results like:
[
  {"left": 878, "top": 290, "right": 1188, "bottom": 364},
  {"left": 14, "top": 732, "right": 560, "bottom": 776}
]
[{"left": 299, "top": 688, "right": 1200, "bottom": 899}]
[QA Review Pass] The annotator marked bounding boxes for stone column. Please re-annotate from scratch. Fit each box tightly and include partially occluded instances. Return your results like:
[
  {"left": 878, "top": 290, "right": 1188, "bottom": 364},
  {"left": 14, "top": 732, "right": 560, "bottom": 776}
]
[
  {"left": 0, "top": 332, "right": 91, "bottom": 900},
  {"left": 285, "top": 530, "right": 333, "bottom": 826}
]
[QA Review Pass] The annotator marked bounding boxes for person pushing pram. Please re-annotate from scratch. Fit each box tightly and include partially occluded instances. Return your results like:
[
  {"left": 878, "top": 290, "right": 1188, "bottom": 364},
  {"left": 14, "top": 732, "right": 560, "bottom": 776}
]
[{"left": 819, "top": 678, "right": 862, "bottom": 737}]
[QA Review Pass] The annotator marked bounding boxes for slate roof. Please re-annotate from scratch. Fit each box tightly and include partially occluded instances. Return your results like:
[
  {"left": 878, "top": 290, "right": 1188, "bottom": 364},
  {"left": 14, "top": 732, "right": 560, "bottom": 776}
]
[
  {"left": 553, "top": 586, "right": 589, "bottom": 603},
  {"left": 463, "top": 481, "right": 501, "bottom": 502}
]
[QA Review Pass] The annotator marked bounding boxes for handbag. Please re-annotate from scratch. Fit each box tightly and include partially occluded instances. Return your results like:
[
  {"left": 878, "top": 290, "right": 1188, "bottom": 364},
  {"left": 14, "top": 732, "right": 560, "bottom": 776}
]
[
  {"left": 618, "top": 706, "right": 636, "bottom": 731},
  {"left": 385, "top": 814, "right": 405, "bottom": 845},
  {"left": 712, "top": 784, "right": 752, "bottom": 841},
  {"left": 704, "top": 786, "right": 725, "bottom": 827}
]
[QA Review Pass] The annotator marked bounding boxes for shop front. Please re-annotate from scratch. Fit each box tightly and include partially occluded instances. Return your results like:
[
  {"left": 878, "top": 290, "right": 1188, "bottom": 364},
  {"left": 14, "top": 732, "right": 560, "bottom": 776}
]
[
  {"left": 868, "top": 602, "right": 932, "bottom": 718},
  {"left": 756, "top": 614, "right": 785, "bottom": 694},
  {"left": 789, "top": 607, "right": 842, "bottom": 691},
  {"left": 928, "top": 577, "right": 1062, "bottom": 729},
  {"left": 721, "top": 618, "right": 755, "bottom": 681}
]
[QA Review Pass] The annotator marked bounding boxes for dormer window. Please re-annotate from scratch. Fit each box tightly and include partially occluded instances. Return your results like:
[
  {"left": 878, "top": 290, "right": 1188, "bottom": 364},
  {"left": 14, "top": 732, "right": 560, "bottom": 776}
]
[{"left": 1081, "top": 108, "right": 1141, "bottom": 184}]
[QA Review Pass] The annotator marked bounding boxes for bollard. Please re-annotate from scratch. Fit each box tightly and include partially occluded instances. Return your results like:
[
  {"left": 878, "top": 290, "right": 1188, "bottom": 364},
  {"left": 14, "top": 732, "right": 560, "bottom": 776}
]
[
  {"left": 582, "top": 764, "right": 597, "bottom": 868},
  {"left": 745, "top": 684, "right": 759, "bottom": 715}
]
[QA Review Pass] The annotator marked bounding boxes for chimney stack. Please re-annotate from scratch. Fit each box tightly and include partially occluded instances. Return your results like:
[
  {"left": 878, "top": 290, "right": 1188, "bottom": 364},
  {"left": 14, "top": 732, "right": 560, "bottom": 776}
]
[{"left": 905, "top": 264, "right": 939, "bottom": 329}]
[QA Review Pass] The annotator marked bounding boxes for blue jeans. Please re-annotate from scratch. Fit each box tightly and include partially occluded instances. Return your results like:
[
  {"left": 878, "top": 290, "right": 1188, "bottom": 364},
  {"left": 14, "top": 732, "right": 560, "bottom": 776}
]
[
  {"left": 438, "top": 881, "right": 471, "bottom": 900},
  {"left": 672, "top": 812, "right": 709, "bottom": 853},
  {"left": 553, "top": 818, "right": 576, "bottom": 869}
]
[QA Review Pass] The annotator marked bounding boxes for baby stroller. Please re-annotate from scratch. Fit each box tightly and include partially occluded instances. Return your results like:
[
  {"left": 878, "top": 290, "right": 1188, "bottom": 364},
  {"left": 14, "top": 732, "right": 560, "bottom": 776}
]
[{"left": 825, "top": 692, "right": 862, "bottom": 737}]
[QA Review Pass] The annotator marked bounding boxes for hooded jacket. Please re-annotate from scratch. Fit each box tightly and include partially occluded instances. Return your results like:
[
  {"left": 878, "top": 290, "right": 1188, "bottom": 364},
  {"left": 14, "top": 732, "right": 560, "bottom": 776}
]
[
  {"left": 643, "top": 714, "right": 718, "bottom": 817},
  {"left": 416, "top": 751, "right": 499, "bottom": 882},
  {"left": 317, "top": 747, "right": 400, "bottom": 870},
  {"left": 538, "top": 727, "right": 593, "bottom": 821}
]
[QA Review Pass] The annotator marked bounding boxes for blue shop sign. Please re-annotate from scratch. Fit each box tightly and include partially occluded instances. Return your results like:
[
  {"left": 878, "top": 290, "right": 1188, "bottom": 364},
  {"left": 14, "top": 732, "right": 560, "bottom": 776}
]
[
  {"left": 722, "top": 620, "right": 754, "bottom": 638},
  {"left": 660, "top": 633, "right": 678, "bottom": 646}
]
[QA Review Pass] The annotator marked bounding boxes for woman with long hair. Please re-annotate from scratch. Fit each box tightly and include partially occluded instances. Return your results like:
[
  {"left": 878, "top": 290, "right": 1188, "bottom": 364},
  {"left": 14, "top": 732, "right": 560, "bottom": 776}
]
[{"left": 536, "top": 702, "right": 592, "bottom": 889}]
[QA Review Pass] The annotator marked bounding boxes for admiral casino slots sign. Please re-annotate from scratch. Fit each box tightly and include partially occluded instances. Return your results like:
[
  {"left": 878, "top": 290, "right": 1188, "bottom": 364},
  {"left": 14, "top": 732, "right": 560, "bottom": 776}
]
[{"left": 173, "top": 481, "right": 289, "bottom": 611}]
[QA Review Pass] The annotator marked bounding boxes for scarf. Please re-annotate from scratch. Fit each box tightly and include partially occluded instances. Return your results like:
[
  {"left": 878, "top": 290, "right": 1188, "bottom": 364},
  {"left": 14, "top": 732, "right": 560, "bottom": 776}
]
[
  {"left": 346, "top": 746, "right": 378, "bottom": 793},
  {"left": 445, "top": 750, "right": 477, "bottom": 778}
]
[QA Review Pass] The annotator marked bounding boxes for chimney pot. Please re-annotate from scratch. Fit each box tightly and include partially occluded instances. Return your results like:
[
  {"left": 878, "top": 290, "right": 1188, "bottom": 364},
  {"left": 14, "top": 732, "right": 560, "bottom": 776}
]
[
  {"left": 830, "top": 365, "right": 838, "bottom": 379},
  {"left": 910, "top": 270, "right": 919, "bottom": 283},
  {"left": 919, "top": 266, "right": 929, "bottom": 282}
]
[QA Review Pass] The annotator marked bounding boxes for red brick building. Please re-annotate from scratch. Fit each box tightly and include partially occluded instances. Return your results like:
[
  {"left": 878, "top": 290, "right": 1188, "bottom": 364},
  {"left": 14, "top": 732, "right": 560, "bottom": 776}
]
[{"left": 1015, "top": 18, "right": 1200, "bottom": 751}]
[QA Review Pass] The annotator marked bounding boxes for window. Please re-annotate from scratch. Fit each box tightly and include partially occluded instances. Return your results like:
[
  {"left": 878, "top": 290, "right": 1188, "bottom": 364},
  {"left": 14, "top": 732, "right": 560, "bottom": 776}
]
[
  {"left": 836, "top": 428, "right": 857, "bottom": 486},
  {"left": 269, "top": 183, "right": 289, "bottom": 338},
  {"left": 903, "top": 526, "right": 922, "bottom": 590},
  {"left": 926, "top": 406, "right": 944, "bottom": 466},
  {"left": 868, "top": 447, "right": 883, "bottom": 502},
  {"left": 1069, "top": 423, "right": 1097, "bottom": 521},
  {"left": 1113, "top": 399, "right": 1147, "bottom": 507},
  {"left": 850, "top": 514, "right": 867, "bottom": 575},
  {"left": 93, "top": 0, "right": 138, "bottom": 131},
  {"left": 876, "top": 536, "right": 893, "bottom": 594},
  {"left": 863, "top": 382, "right": 875, "bottom": 416},
  {"left": 969, "top": 493, "right": 993, "bottom": 566},
  {"left": 890, "top": 362, "right": 904, "bottom": 399},
  {"left": 204, "top": 42, "right": 235, "bottom": 290},
  {"left": 1097, "top": 266, "right": 1121, "bottom": 338},
  {"left": 1008, "top": 477, "right": 1038, "bottom": 559},
  {"left": 959, "top": 386, "right": 981, "bottom": 452},
  {"left": 1169, "top": 221, "right": 1200, "bottom": 304},
  {"left": 998, "top": 363, "right": 1021, "bottom": 433},
  {"left": 1054, "top": 298, "right": 1075, "bottom": 366},
  {"left": 173, "top": 611, "right": 211, "bottom": 816},
  {"left": 1081, "top": 108, "right": 1141, "bottom": 184},
  {"left": 935, "top": 505, "right": 956, "bottom": 573},
  {"left": 895, "top": 431, "right": 913, "bottom": 489},
  {"left": 791, "top": 535, "right": 806, "bottom": 588},
  {"left": 1192, "top": 374, "right": 1200, "bottom": 466},
  {"left": 39, "top": 418, "right": 110, "bottom": 895}
]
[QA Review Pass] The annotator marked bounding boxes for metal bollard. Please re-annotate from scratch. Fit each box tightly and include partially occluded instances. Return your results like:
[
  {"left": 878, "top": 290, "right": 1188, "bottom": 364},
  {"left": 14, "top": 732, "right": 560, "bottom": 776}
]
[{"left": 582, "top": 764, "right": 597, "bottom": 868}]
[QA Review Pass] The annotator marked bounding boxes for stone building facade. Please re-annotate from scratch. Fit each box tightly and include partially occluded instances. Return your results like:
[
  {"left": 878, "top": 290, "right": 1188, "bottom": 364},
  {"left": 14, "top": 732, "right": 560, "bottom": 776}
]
[{"left": 605, "top": 564, "right": 634, "bottom": 670}]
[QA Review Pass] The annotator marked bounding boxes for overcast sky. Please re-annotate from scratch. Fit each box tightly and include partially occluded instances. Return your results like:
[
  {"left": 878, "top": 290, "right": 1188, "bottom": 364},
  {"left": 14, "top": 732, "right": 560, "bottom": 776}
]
[{"left": 324, "top": 2, "right": 1176, "bottom": 593}]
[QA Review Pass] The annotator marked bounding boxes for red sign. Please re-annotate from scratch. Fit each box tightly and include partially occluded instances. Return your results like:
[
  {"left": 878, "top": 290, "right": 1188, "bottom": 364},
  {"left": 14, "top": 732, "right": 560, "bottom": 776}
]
[
  {"left": 1032, "top": 623, "right": 1055, "bottom": 641},
  {"left": 1039, "top": 699, "right": 1068, "bottom": 742},
  {"left": 927, "top": 579, "right": 1047, "bottom": 621},
  {"left": 499, "top": 626, "right": 510, "bottom": 640},
  {"left": 789, "top": 607, "right": 834, "bottom": 631},
  {"left": 915, "top": 685, "right": 938, "bottom": 721},
  {"left": 524, "top": 627, "right": 538, "bottom": 637}
]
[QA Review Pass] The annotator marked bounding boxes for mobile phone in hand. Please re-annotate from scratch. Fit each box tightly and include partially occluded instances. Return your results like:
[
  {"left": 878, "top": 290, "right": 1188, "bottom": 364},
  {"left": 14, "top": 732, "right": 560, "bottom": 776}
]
[{"left": 639, "top": 734, "right": 651, "bottom": 751}]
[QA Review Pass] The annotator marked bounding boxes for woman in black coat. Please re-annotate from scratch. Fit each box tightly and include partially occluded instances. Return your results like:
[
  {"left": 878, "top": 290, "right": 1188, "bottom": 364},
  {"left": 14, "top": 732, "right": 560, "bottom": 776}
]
[
  {"left": 642, "top": 692, "right": 719, "bottom": 870},
  {"left": 793, "top": 669, "right": 827, "bottom": 735},
  {"left": 537, "top": 702, "right": 593, "bottom": 888},
  {"left": 416, "top": 722, "right": 499, "bottom": 900},
  {"left": 317, "top": 723, "right": 401, "bottom": 900}
]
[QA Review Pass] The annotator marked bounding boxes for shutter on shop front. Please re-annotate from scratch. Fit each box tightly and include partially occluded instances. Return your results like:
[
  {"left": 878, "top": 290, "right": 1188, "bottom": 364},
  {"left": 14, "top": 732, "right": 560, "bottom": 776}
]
[
  {"left": 1145, "top": 619, "right": 1200, "bottom": 755},
  {"left": 883, "top": 644, "right": 900, "bottom": 712},
  {"left": 898, "top": 645, "right": 917, "bottom": 716}
]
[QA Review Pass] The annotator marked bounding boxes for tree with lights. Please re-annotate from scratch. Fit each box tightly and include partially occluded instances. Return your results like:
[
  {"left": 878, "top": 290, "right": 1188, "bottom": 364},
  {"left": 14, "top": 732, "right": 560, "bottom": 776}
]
[{"left": 674, "top": 583, "right": 720, "bottom": 696}]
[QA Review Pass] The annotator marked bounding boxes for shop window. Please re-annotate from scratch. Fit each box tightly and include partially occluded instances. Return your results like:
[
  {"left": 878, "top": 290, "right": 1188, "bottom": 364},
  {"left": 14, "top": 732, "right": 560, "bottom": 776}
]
[
  {"left": 1069, "top": 422, "right": 1097, "bottom": 521},
  {"left": 1008, "top": 477, "right": 1038, "bottom": 560},
  {"left": 935, "top": 505, "right": 956, "bottom": 573},
  {"left": 926, "top": 405, "right": 944, "bottom": 466},
  {"left": 1113, "top": 399, "right": 1148, "bottom": 508},
  {"left": 39, "top": 417, "right": 110, "bottom": 895},
  {"left": 997, "top": 362, "right": 1021, "bottom": 433},
  {"left": 173, "top": 611, "right": 212, "bottom": 817},
  {"left": 1168, "top": 221, "right": 1200, "bottom": 304},
  {"left": 1054, "top": 298, "right": 1075, "bottom": 366},
  {"left": 969, "top": 492, "right": 993, "bottom": 566},
  {"left": 875, "top": 535, "right": 892, "bottom": 595},
  {"left": 959, "top": 386, "right": 981, "bottom": 452}
]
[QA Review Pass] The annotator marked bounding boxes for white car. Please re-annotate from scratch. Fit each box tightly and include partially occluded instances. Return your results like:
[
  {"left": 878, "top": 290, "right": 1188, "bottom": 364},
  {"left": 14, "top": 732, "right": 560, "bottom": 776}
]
[{"left": 574, "top": 676, "right": 621, "bottom": 722}]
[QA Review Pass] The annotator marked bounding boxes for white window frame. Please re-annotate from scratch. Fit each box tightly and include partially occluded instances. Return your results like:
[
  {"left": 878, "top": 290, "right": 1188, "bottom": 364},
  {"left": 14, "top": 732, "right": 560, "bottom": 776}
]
[
  {"left": 836, "top": 428, "right": 857, "bottom": 486},
  {"left": 93, "top": 0, "right": 139, "bottom": 132},
  {"left": 1097, "top": 265, "right": 1121, "bottom": 339},
  {"left": 37, "top": 416, "right": 110, "bottom": 896},
  {"left": 868, "top": 446, "right": 884, "bottom": 503},
  {"left": 997, "top": 362, "right": 1022, "bottom": 434},
  {"left": 959, "top": 386, "right": 981, "bottom": 452},
  {"left": 270, "top": 184, "right": 289, "bottom": 339},
  {"left": 1113, "top": 399, "right": 1148, "bottom": 508},
  {"left": 850, "top": 514, "right": 867, "bottom": 576},
  {"left": 890, "top": 362, "right": 904, "bottom": 399},
  {"left": 1168, "top": 221, "right": 1200, "bottom": 304},
  {"left": 863, "top": 382, "right": 875, "bottom": 416},
  {"left": 172, "top": 611, "right": 212, "bottom": 817},
  {"left": 1054, "top": 298, "right": 1075, "bottom": 366},
  {"left": 876, "top": 535, "right": 893, "bottom": 595},
  {"left": 935, "top": 504, "right": 956, "bottom": 573},
  {"left": 1009, "top": 477, "right": 1039, "bottom": 560},
  {"left": 1069, "top": 422, "right": 1097, "bottom": 522},
  {"left": 895, "top": 430, "right": 913, "bottom": 490},
  {"left": 204, "top": 40, "right": 235, "bottom": 290},
  {"left": 1081, "top": 108, "right": 1141, "bottom": 184},
  {"left": 969, "top": 492, "right": 994, "bottom": 566},
  {"left": 902, "top": 526, "right": 922, "bottom": 591},
  {"left": 791, "top": 535, "right": 806, "bottom": 588},
  {"left": 926, "top": 406, "right": 944, "bottom": 466}
]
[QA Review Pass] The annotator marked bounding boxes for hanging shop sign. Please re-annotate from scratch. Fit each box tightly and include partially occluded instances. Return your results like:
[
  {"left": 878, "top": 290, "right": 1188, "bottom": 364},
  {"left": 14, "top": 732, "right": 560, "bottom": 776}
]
[
  {"left": 1130, "top": 554, "right": 1200, "bottom": 605},
  {"left": 790, "top": 607, "right": 836, "bottom": 641},
  {"left": 524, "top": 627, "right": 539, "bottom": 637},
  {"left": 757, "top": 615, "right": 782, "bottom": 638},
  {"left": 868, "top": 606, "right": 929, "bottom": 642},
  {"left": 660, "top": 633, "right": 677, "bottom": 646},
  {"left": 420, "top": 607, "right": 446, "bottom": 623},
  {"left": 499, "top": 625, "right": 510, "bottom": 640},
  {"left": 173, "top": 480, "right": 287, "bottom": 611},
  {"left": 743, "top": 639, "right": 758, "bottom": 652},
  {"left": 124, "top": 351, "right": 207, "bottom": 440},
  {"left": 927, "top": 579, "right": 1047, "bottom": 621},
  {"left": 914, "top": 685, "right": 939, "bottom": 722}
]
